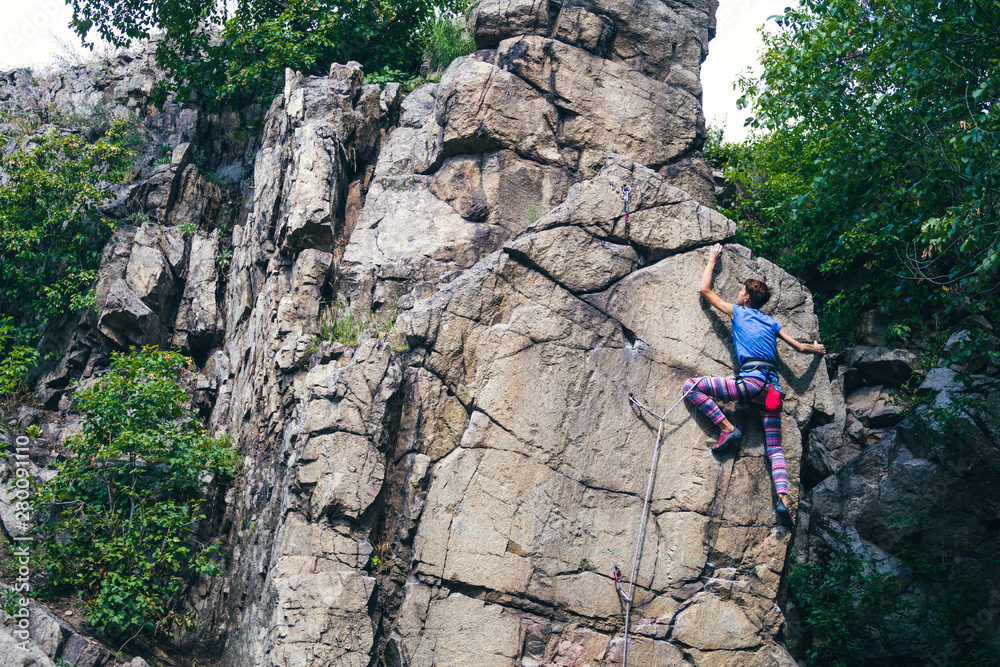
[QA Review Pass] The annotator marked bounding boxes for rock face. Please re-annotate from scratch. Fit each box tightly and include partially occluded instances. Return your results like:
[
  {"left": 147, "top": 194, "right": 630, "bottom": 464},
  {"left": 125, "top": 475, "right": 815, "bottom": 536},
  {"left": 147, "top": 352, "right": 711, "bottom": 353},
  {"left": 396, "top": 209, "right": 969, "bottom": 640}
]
[
  {"left": 0, "top": 43, "right": 257, "bottom": 408},
  {"left": 790, "top": 348, "right": 1000, "bottom": 661},
  {"left": 187, "top": 0, "right": 830, "bottom": 659},
  {"left": 4, "top": 1, "right": 837, "bottom": 665},
  {"left": 801, "top": 347, "right": 913, "bottom": 487}
]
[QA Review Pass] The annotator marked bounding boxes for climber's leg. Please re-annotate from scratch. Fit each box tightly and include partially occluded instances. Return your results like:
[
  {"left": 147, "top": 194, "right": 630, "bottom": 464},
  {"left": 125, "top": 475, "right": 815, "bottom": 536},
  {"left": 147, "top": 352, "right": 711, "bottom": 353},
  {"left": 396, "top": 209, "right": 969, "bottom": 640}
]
[
  {"left": 683, "top": 377, "right": 746, "bottom": 452},
  {"left": 757, "top": 405, "right": 788, "bottom": 496},
  {"left": 683, "top": 376, "right": 740, "bottom": 425}
]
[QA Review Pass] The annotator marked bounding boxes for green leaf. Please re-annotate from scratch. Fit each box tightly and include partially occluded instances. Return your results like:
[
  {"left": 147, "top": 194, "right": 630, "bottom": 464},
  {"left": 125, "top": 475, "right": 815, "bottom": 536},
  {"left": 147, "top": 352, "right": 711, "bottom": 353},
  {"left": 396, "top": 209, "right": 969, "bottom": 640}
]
[{"left": 33, "top": 348, "right": 240, "bottom": 638}]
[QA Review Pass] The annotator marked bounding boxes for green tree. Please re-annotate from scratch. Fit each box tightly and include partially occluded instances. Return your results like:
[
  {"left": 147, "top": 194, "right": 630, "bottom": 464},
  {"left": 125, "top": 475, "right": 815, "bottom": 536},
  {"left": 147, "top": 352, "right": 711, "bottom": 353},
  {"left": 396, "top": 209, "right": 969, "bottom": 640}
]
[
  {"left": 0, "top": 120, "right": 136, "bottom": 339},
  {"left": 788, "top": 535, "right": 907, "bottom": 666},
  {"left": 728, "top": 0, "right": 1000, "bottom": 343},
  {"left": 34, "top": 348, "right": 238, "bottom": 637},
  {"left": 69, "top": 0, "right": 469, "bottom": 109}
]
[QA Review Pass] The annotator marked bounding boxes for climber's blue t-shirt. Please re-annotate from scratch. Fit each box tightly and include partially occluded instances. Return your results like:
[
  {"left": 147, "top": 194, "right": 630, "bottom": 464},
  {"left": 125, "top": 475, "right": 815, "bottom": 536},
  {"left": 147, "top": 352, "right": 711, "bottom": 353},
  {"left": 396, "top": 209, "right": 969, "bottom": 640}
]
[{"left": 732, "top": 304, "right": 781, "bottom": 386}]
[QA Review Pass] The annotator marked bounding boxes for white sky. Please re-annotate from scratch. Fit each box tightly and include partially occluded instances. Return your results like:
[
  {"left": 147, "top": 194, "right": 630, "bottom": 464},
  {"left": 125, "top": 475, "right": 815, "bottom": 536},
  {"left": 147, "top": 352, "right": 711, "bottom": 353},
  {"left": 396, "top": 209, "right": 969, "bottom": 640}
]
[
  {"left": 703, "top": 0, "right": 797, "bottom": 142},
  {"left": 0, "top": 0, "right": 93, "bottom": 70},
  {"left": 1, "top": 0, "right": 793, "bottom": 144}
]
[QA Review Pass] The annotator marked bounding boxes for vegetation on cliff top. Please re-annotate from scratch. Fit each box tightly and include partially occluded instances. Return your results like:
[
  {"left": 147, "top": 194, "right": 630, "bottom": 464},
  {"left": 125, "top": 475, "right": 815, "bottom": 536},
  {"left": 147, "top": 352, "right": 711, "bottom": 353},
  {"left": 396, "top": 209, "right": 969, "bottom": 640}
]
[
  {"left": 68, "top": 0, "right": 473, "bottom": 108},
  {"left": 716, "top": 0, "right": 1000, "bottom": 347}
]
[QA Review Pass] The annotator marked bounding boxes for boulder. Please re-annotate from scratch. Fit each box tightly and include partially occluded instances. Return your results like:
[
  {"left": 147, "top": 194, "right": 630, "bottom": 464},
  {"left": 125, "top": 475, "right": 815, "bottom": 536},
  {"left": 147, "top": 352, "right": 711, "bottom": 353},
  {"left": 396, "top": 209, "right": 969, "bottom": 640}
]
[
  {"left": 404, "top": 594, "right": 522, "bottom": 666},
  {"left": 397, "top": 367, "right": 469, "bottom": 463},
  {"left": 373, "top": 84, "right": 445, "bottom": 178},
  {"left": 55, "top": 633, "right": 115, "bottom": 666},
  {"left": 144, "top": 157, "right": 187, "bottom": 223},
  {"left": 472, "top": 0, "right": 716, "bottom": 83},
  {"left": 0, "top": 626, "right": 56, "bottom": 667},
  {"left": 504, "top": 224, "right": 639, "bottom": 293},
  {"left": 941, "top": 326, "right": 1000, "bottom": 374},
  {"left": 659, "top": 152, "right": 716, "bottom": 208},
  {"left": 672, "top": 593, "right": 766, "bottom": 650},
  {"left": 99, "top": 181, "right": 149, "bottom": 219},
  {"left": 917, "top": 366, "right": 960, "bottom": 395},
  {"left": 134, "top": 221, "right": 185, "bottom": 273},
  {"left": 472, "top": 0, "right": 550, "bottom": 48},
  {"left": 124, "top": 243, "right": 174, "bottom": 321},
  {"left": 273, "top": 249, "right": 332, "bottom": 370},
  {"left": 435, "top": 58, "right": 561, "bottom": 165},
  {"left": 297, "top": 432, "right": 385, "bottom": 520},
  {"left": 168, "top": 164, "right": 224, "bottom": 228},
  {"left": 145, "top": 105, "right": 200, "bottom": 149},
  {"left": 268, "top": 571, "right": 376, "bottom": 667},
  {"left": 430, "top": 151, "right": 571, "bottom": 232},
  {"left": 805, "top": 375, "right": 862, "bottom": 485},
  {"left": 338, "top": 176, "right": 500, "bottom": 311},
  {"left": 845, "top": 385, "right": 904, "bottom": 429},
  {"left": 98, "top": 278, "right": 163, "bottom": 348},
  {"left": 0, "top": 590, "right": 120, "bottom": 667},
  {"left": 840, "top": 346, "right": 918, "bottom": 389},
  {"left": 173, "top": 231, "right": 221, "bottom": 357},
  {"left": 271, "top": 64, "right": 384, "bottom": 252},
  {"left": 496, "top": 36, "right": 705, "bottom": 176},
  {"left": 551, "top": 1, "right": 615, "bottom": 55},
  {"left": 531, "top": 154, "right": 733, "bottom": 256},
  {"left": 575, "top": 0, "right": 716, "bottom": 80}
]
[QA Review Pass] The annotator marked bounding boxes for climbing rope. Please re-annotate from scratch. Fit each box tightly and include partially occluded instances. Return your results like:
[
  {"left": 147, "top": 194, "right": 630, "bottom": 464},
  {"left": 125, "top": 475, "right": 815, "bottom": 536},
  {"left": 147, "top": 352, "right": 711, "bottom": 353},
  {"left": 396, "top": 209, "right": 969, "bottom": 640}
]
[
  {"left": 621, "top": 184, "right": 632, "bottom": 228},
  {"left": 616, "top": 387, "right": 698, "bottom": 667}
]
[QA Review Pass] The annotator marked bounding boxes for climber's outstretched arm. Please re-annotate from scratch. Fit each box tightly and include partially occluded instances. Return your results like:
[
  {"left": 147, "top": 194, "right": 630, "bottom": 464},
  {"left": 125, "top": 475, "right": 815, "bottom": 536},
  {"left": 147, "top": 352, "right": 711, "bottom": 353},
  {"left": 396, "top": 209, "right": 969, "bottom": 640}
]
[
  {"left": 778, "top": 328, "right": 826, "bottom": 355},
  {"left": 699, "top": 243, "right": 734, "bottom": 317}
]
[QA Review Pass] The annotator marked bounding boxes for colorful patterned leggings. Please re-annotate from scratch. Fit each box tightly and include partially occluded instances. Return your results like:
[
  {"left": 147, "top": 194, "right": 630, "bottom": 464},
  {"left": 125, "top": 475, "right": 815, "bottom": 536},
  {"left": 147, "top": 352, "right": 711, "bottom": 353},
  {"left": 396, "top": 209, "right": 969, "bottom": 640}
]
[{"left": 681, "top": 375, "right": 788, "bottom": 495}]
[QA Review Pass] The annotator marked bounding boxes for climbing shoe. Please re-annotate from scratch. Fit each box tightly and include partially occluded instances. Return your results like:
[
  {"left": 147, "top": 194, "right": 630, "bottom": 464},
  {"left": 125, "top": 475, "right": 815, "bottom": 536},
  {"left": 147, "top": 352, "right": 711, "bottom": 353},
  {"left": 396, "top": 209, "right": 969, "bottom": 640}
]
[
  {"left": 776, "top": 500, "right": 794, "bottom": 528},
  {"left": 712, "top": 427, "right": 741, "bottom": 453}
]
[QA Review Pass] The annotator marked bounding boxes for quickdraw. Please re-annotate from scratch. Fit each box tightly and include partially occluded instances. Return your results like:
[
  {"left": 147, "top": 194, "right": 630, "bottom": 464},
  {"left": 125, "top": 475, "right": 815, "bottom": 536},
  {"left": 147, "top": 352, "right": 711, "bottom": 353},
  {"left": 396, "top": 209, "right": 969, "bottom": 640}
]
[
  {"left": 621, "top": 184, "right": 632, "bottom": 228},
  {"left": 613, "top": 564, "right": 631, "bottom": 603},
  {"left": 616, "top": 387, "right": 698, "bottom": 667}
]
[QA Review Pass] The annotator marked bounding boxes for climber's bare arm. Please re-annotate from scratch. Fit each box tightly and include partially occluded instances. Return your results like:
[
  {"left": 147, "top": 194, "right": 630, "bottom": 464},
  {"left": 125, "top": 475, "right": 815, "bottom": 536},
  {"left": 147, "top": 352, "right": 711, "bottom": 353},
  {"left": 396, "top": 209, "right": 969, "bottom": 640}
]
[
  {"left": 699, "top": 244, "right": 734, "bottom": 317},
  {"left": 778, "top": 328, "right": 826, "bottom": 355}
]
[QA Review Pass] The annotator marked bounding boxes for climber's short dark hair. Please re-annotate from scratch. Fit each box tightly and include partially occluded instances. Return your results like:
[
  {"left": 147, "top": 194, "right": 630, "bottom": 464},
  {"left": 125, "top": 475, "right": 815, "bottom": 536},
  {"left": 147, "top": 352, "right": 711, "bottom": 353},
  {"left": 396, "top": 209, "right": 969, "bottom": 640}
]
[{"left": 744, "top": 279, "right": 771, "bottom": 309}]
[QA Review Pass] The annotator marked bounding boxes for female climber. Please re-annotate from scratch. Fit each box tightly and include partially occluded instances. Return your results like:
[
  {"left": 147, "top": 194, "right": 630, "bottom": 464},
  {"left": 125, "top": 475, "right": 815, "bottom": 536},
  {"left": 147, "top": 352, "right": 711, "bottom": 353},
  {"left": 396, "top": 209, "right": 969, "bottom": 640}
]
[{"left": 682, "top": 243, "right": 825, "bottom": 527}]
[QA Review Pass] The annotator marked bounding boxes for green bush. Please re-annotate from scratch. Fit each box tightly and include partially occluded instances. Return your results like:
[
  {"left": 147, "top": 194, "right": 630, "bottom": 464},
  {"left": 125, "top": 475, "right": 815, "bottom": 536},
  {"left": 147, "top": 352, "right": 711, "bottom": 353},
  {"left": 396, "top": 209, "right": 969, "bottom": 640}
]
[
  {"left": 318, "top": 300, "right": 401, "bottom": 347},
  {"left": 0, "top": 588, "right": 20, "bottom": 616},
  {"left": 904, "top": 554, "right": 1000, "bottom": 666},
  {"left": 702, "top": 124, "right": 727, "bottom": 170},
  {"left": 789, "top": 535, "right": 907, "bottom": 666},
  {"left": 0, "top": 317, "right": 39, "bottom": 397},
  {"left": 421, "top": 10, "right": 475, "bottom": 74},
  {"left": 319, "top": 302, "right": 365, "bottom": 346},
  {"left": 363, "top": 67, "right": 428, "bottom": 92},
  {"left": 0, "top": 120, "right": 136, "bottom": 339},
  {"left": 34, "top": 348, "right": 238, "bottom": 637}
]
